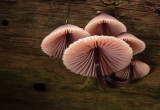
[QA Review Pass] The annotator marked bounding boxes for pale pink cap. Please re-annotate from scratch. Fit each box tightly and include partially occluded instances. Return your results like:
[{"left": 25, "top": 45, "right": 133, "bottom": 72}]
[
  {"left": 63, "top": 36, "right": 133, "bottom": 77},
  {"left": 117, "top": 33, "right": 146, "bottom": 55},
  {"left": 41, "top": 24, "right": 90, "bottom": 58},
  {"left": 115, "top": 59, "right": 150, "bottom": 79},
  {"left": 84, "top": 13, "right": 126, "bottom": 36}
]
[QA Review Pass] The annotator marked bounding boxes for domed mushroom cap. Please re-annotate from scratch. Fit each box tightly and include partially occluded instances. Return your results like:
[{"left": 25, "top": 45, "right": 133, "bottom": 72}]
[
  {"left": 84, "top": 13, "right": 126, "bottom": 36},
  {"left": 41, "top": 24, "right": 90, "bottom": 58},
  {"left": 117, "top": 33, "right": 146, "bottom": 55},
  {"left": 115, "top": 59, "right": 150, "bottom": 79},
  {"left": 63, "top": 36, "right": 133, "bottom": 77}
]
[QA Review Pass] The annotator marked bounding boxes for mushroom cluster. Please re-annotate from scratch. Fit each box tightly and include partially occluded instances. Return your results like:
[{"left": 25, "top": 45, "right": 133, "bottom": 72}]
[{"left": 41, "top": 13, "right": 150, "bottom": 91}]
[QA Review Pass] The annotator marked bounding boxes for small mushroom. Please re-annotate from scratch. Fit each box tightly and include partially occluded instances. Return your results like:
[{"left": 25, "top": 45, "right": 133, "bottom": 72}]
[
  {"left": 84, "top": 13, "right": 126, "bottom": 36},
  {"left": 63, "top": 36, "right": 133, "bottom": 90},
  {"left": 41, "top": 24, "right": 90, "bottom": 58},
  {"left": 107, "top": 59, "right": 150, "bottom": 86},
  {"left": 116, "top": 59, "right": 150, "bottom": 79},
  {"left": 117, "top": 32, "right": 146, "bottom": 55}
]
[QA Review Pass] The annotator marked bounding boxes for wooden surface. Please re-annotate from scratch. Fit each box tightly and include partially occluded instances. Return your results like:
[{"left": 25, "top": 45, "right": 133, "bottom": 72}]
[{"left": 0, "top": 0, "right": 160, "bottom": 110}]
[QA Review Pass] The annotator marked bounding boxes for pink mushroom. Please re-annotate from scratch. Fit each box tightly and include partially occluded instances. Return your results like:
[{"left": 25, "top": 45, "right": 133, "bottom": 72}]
[
  {"left": 63, "top": 36, "right": 133, "bottom": 90},
  {"left": 41, "top": 24, "right": 90, "bottom": 58},
  {"left": 117, "top": 32, "right": 146, "bottom": 55},
  {"left": 84, "top": 13, "right": 126, "bottom": 36},
  {"left": 115, "top": 59, "right": 150, "bottom": 79},
  {"left": 107, "top": 59, "right": 150, "bottom": 86}
]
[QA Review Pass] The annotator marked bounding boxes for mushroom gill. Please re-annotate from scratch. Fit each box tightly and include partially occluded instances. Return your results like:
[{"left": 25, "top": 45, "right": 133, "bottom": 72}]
[
  {"left": 41, "top": 24, "right": 90, "bottom": 58},
  {"left": 106, "top": 59, "right": 150, "bottom": 86},
  {"left": 84, "top": 13, "right": 126, "bottom": 36},
  {"left": 117, "top": 33, "right": 146, "bottom": 55},
  {"left": 63, "top": 36, "right": 133, "bottom": 90}
]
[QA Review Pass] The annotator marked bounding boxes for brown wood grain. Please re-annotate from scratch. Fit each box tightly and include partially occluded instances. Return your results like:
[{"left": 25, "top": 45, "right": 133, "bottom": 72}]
[{"left": 0, "top": 0, "right": 160, "bottom": 110}]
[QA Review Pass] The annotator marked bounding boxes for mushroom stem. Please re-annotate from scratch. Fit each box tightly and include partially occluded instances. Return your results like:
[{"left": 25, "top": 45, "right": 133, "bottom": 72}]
[
  {"left": 100, "top": 23, "right": 107, "bottom": 35},
  {"left": 94, "top": 46, "right": 106, "bottom": 91},
  {"left": 65, "top": 31, "right": 71, "bottom": 48},
  {"left": 130, "top": 64, "right": 134, "bottom": 80},
  {"left": 107, "top": 65, "right": 134, "bottom": 86},
  {"left": 100, "top": 22, "right": 112, "bottom": 36}
]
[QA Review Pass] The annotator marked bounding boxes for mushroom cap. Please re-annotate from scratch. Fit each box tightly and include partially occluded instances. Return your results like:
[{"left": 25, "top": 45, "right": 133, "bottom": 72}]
[
  {"left": 117, "top": 33, "right": 146, "bottom": 55},
  {"left": 63, "top": 36, "right": 133, "bottom": 77},
  {"left": 41, "top": 24, "right": 90, "bottom": 58},
  {"left": 115, "top": 59, "right": 150, "bottom": 79},
  {"left": 84, "top": 13, "right": 126, "bottom": 36}
]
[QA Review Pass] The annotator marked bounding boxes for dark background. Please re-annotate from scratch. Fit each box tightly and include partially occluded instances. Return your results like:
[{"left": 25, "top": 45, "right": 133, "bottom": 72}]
[{"left": 0, "top": 0, "right": 160, "bottom": 110}]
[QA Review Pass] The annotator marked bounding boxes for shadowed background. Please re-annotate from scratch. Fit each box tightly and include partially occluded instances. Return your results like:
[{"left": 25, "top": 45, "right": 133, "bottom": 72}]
[{"left": 0, "top": 0, "right": 160, "bottom": 110}]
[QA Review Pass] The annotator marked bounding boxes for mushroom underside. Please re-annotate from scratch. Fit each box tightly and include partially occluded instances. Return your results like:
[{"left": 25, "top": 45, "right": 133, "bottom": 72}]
[
  {"left": 106, "top": 60, "right": 150, "bottom": 86},
  {"left": 89, "top": 23, "right": 117, "bottom": 36},
  {"left": 99, "top": 23, "right": 113, "bottom": 36},
  {"left": 41, "top": 24, "right": 91, "bottom": 58},
  {"left": 63, "top": 36, "right": 133, "bottom": 90},
  {"left": 125, "top": 40, "right": 143, "bottom": 55},
  {"left": 106, "top": 65, "right": 134, "bottom": 86},
  {"left": 42, "top": 32, "right": 74, "bottom": 58}
]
